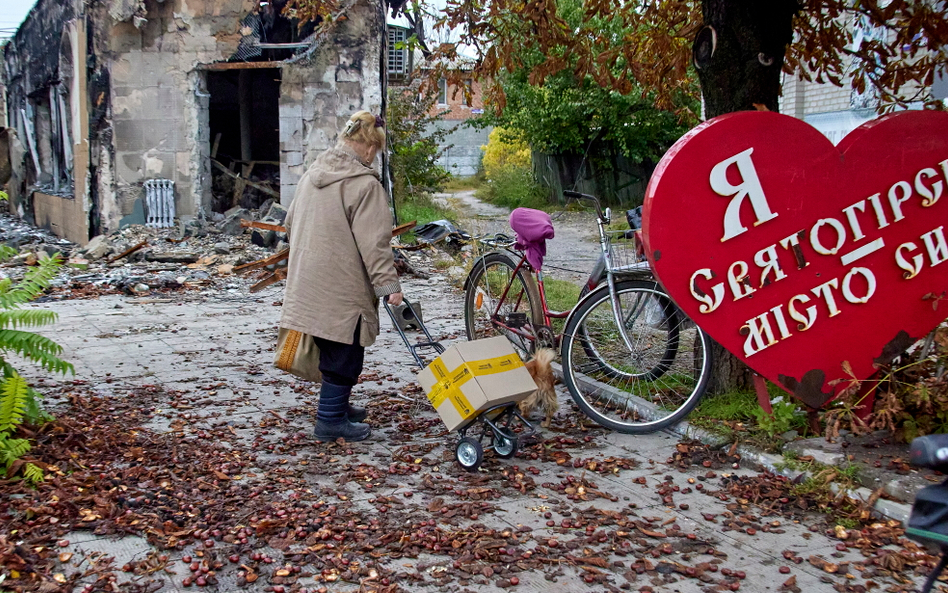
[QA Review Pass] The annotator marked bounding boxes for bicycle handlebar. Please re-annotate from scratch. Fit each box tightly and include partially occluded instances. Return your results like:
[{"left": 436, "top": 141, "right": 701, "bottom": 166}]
[{"left": 563, "top": 190, "right": 608, "bottom": 222}]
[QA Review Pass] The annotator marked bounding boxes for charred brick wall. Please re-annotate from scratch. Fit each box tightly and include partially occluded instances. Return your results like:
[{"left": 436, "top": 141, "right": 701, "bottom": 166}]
[{"left": 4, "top": 0, "right": 385, "bottom": 237}]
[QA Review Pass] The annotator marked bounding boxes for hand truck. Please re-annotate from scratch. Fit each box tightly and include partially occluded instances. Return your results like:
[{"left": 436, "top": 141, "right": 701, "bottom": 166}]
[{"left": 383, "top": 296, "right": 538, "bottom": 472}]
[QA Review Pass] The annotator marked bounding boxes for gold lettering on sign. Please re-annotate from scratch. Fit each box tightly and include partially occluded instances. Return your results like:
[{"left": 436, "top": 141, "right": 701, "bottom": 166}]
[
  {"left": 687, "top": 152, "right": 948, "bottom": 356},
  {"left": 809, "top": 218, "right": 847, "bottom": 256},
  {"left": 896, "top": 242, "right": 924, "bottom": 279},
  {"left": 841, "top": 267, "right": 876, "bottom": 304},
  {"left": 922, "top": 226, "right": 948, "bottom": 266},
  {"left": 727, "top": 261, "right": 755, "bottom": 301},
  {"left": 789, "top": 294, "right": 817, "bottom": 331},
  {"left": 888, "top": 181, "right": 913, "bottom": 222},
  {"left": 915, "top": 168, "right": 943, "bottom": 208},
  {"left": 690, "top": 269, "right": 725, "bottom": 314},
  {"left": 710, "top": 148, "right": 778, "bottom": 242}
]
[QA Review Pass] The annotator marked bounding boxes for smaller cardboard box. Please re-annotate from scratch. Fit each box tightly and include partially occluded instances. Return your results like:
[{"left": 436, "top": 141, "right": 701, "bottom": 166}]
[{"left": 418, "top": 336, "right": 538, "bottom": 431}]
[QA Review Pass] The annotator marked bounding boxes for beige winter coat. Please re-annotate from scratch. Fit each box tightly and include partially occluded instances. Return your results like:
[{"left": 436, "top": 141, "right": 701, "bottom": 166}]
[{"left": 279, "top": 146, "right": 401, "bottom": 347}]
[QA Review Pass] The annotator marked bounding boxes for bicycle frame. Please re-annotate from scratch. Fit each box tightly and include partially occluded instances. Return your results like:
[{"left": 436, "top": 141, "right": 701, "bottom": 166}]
[
  {"left": 478, "top": 195, "right": 651, "bottom": 352},
  {"left": 479, "top": 251, "right": 569, "bottom": 348}
]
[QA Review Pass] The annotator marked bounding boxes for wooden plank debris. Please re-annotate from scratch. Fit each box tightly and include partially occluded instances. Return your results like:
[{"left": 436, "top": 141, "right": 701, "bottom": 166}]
[
  {"left": 106, "top": 240, "right": 148, "bottom": 264},
  {"left": 211, "top": 158, "right": 279, "bottom": 199}
]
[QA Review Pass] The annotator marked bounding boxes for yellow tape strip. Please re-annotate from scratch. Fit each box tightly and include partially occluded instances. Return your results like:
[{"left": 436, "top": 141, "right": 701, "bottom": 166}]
[
  {"left": 466, "top": 353, "right": 524, "bottom": 376},
  {"left": 426, "top": 353, "right": 523, "bottom": 420}
]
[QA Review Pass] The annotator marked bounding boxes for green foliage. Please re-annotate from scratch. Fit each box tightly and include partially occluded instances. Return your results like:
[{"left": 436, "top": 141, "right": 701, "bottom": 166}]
[
  {"left": 474, "top": 0, "right": 699, "bottom": 165},
  {"left": 0, "top": 190, "right": 8, "bottom": 201},
  {"left": 821, "top": 326, "right": 948, "bottom": 443},
  {"left": 751, "top": 396, "right": 806, "bottom": 437},
  {"left": 695, "top": 390, "right": 760, "bottom": 423},
  {"left": 475, "top": 127, "right": 548, "bottom": 209},
  {"left": 0, "top": 373, "right": 28, "bottom": 433},
  {"left": 476, "top": 162, "right": 547, "bottom": 211},
  {"left": 442, "top": 176, "right": 482, "bottom": 192},
  {"left": 0, "top": 249, "right": 73, "bottom": 483},
  {"left": 387, "top": 85, "right": 453, "bottom": 205},
  {"left": 0, "top": 374, "right": 43, "bottom": 484},
  {"left": 396, "top": 196, "right": 454, "bottom": 229}
]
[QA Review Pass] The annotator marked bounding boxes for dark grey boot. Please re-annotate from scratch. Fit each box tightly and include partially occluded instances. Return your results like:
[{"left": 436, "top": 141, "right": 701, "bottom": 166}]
[
  {"left": 314, "top": 382, "right": 370, "bottom": 442},
  {"left": 347, "top": 404, "right": 367, "bottom": 423}
]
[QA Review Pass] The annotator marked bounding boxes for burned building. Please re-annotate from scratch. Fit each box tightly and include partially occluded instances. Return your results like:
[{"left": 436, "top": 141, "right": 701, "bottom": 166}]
[{"left": 2, "top": 0, "right": 386, "bottom": 244}]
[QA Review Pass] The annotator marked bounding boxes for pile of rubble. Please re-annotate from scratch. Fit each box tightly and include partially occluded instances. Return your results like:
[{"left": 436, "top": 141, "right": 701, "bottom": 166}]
[
  {"left": 0, "top": 199, "right": 438, "bottom": 301},
  {"left": 0, "top": 202, "right": 292, "bottom": 301}
]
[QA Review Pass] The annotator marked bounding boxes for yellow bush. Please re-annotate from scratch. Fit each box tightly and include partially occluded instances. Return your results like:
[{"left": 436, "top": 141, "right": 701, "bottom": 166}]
[{"left": 481, "top": 128, "right": 531, "bottom": 179}]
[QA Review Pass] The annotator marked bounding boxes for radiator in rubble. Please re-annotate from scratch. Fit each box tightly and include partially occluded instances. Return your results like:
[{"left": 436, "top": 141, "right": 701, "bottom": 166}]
[{"left": 144, "top": 179, "right": 176, "bottom": 228}]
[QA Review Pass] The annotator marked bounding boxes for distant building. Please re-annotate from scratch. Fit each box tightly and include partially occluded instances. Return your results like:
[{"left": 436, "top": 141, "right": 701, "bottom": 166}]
[
  {"left": 386, "top": 23, "right": 488, "bottom": 177},
  {"left": 779, "top": 16, "right": 947, "bottom": 143},
  {"left": 2, "top": 0, "right": 386, "bottom": 244}
]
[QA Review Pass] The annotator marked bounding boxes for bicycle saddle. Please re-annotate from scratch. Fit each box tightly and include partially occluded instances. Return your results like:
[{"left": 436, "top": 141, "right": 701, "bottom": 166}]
[{"left": 509, "top": 208, "right": 554, "bottom": 270}]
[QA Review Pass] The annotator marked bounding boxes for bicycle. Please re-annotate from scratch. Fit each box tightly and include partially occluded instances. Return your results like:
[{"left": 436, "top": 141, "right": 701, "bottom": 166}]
[
  {"left": 462, "top": 190, "right": 712, "bottom": 434},
  {"left": 907, "top": 434, "right": 948, "bottom": 592}
]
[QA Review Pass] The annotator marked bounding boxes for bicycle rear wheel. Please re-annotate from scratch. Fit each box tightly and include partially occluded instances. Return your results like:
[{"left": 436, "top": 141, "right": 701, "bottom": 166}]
[
  {"left": 561, "top": 280, "right": 711, "bottom": 434},
  {"left": 464, "top": 251, "right": 543, "bottom": 359}
]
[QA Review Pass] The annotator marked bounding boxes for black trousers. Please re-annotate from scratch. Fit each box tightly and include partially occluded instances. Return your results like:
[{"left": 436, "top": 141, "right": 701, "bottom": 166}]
[{"left": 313, "top": 320, "right": 365, "bottom": 387}]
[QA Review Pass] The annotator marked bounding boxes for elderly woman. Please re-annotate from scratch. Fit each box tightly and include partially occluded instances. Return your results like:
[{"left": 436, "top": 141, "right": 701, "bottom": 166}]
[{"left": 279, "top": 111, "right": 403, "bottom": 442}]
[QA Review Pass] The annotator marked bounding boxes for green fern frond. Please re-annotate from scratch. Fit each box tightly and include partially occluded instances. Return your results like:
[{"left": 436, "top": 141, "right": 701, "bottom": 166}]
[
  {"left": 0, "top": 330, "right": 74, "bottom": 375},
  {"left": 0, "top": 374, "right": 29, "bottom": 434},
  {"left": 24, "top": 387, "right": 53, "bottom": 424},
  {"left": 0, "top": 310, "right": 59, "bottom": 329},
  {"left": 0, "top": 360, "right": 16, "bottom": 380},
  {"left": 22, "top": 462, "right": 43, "bottom": 483},
  {"left": 0, "top": 436, "right": 31, "bottom": 464},
  {"left": 0, "top": 245, "right": 17, "bottom": 261},
  {"left": 0, "top": 257, "right": 61, "bottom": 310}
]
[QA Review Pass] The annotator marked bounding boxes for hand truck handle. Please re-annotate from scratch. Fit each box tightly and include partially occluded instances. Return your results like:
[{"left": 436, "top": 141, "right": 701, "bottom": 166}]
[{"left": 382, "top": 295, "right": 445, "bottom": 367}]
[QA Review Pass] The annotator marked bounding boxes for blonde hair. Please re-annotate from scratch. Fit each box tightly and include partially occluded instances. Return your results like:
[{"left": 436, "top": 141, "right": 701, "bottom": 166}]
[{"left": 339, "top": 111, "right": 385, "bottom": 149}]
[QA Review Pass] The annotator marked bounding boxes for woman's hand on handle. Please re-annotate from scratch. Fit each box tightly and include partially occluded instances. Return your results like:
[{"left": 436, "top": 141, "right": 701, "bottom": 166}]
[{"left": 387, "top": 292, "right": 404, "bottom": 306}]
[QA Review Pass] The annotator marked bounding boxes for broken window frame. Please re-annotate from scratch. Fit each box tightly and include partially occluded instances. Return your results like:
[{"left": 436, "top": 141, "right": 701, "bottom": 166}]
[
  {"left": 437, "top": 78, "right": 447, "bottom": 105},
  {"left": 388, "top": 27, "right": 408, "bottom": 75}
]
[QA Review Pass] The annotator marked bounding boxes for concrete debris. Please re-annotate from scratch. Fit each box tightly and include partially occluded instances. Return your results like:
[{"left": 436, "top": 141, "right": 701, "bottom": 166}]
[
  {"left": 220, "top": 208, "right": 253, "bottom": 236},
  {"left": 0, "top": 215, "right": 73, "bottom": 253},
  {"left": 264, "top": 202, "right": 288, "bottom": 225},
  {"left": 0, "top": 203, "right": 438, "bottom": 303},
  {"left": 82, "top": 235, "right": 113, "bottom": 260}
]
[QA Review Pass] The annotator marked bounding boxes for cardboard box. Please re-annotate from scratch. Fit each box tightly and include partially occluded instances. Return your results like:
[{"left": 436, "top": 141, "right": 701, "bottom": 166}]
[{"left": 418, "top": 336, "right": 538, "bottom": 431}]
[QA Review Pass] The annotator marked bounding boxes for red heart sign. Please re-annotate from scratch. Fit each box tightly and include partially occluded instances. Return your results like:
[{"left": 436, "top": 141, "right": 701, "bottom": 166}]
[{"left": 643, "top": 110, "right": 948, "bottom": 409}]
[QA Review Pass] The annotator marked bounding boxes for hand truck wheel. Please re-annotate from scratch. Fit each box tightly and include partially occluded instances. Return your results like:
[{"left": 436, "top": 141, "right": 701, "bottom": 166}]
[
  {"left": 493, "top": 432, "right": 519, "bottom": 459},
  {"left": 456, "top": 437, "right": 484, "bottom": 472}
]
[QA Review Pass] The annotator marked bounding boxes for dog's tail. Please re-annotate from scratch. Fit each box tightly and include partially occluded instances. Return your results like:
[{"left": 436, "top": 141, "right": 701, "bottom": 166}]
[{"left": 530, "top": 348, "right": 555, "bottom": 367}]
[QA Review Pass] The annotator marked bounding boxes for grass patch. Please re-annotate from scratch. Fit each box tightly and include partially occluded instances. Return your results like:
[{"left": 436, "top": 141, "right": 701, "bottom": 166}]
[
  {"left": 433, "top": 258, "right": 455, "bottom": 271},
  {"left": 395, "top": 195, "right": 456, "bottom": 243},
  {"left": 443, "top": 175, "right": 483, "bottom": 192},
  {"left": 689, "top": 386, "right": 810, "bottom": 452},
  {"left": 396, "top": 195, "right": 453, "bottom": 226},
  {"left": 693, "top": 390, "right": 760, "bottom": 423},
  {"left": 541, "top": 278, "right": 582, "bottom": 335},
  {"left": 476, "top": 166, "right": 550, "bottom": 211},
  {"left": 542, "top": 279, "right": 582, "bottom": 313}
]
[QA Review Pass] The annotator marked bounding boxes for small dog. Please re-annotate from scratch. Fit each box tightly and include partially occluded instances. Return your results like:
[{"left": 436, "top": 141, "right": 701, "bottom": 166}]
[{"left": 519, "top": 348, "right": 558, "bottom": 428}]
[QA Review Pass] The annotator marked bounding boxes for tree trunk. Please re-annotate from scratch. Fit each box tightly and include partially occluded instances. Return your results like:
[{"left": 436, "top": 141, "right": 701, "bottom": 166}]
[{"left": 693, "top": 0, "right": 801, "bottom": 394}]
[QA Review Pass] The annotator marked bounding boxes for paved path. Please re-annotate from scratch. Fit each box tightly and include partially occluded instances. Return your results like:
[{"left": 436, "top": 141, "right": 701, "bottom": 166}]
[
  {"left": 434, "top": 191, "right": 603, "bottom": 284},
  {"left": 14, "top": 264, "right": 932, "bottom": 593}
]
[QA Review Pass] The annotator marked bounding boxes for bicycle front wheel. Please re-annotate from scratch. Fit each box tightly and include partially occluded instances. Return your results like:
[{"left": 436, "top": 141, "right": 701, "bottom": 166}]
[
  {"left": 464, "top": 251, "right": 543, "bottom": 359},
  {"left": 561, "top": 280, "right": 711, "bottom": 434}
]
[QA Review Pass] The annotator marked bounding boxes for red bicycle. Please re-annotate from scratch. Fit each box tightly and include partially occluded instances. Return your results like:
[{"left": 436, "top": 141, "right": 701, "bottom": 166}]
[{"left": 462, "top": 191, "right": 712, "bottom": 434}]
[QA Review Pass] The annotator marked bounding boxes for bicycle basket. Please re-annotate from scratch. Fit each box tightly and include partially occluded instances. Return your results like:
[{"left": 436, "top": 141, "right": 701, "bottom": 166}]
[{"left": 605, "top": 230, "right": 649, "bottom": 276}]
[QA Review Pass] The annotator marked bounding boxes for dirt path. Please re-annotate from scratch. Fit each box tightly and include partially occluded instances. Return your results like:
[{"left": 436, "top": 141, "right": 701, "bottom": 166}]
[{"left": 433, "top": 190, "right": 604, "bottom": 285}]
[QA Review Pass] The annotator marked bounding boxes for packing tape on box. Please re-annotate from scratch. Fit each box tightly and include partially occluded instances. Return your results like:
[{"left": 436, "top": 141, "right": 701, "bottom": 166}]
[{"left": 427, "top": 353, "right": 525, "bottom": 419}]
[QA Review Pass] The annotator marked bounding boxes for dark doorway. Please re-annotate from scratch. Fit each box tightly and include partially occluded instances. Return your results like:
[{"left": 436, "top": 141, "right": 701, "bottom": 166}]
[{"left": 207, "top": 68, "right": 281, "bottom": 213}]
